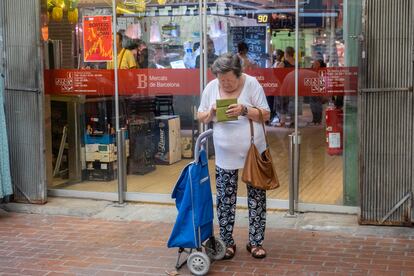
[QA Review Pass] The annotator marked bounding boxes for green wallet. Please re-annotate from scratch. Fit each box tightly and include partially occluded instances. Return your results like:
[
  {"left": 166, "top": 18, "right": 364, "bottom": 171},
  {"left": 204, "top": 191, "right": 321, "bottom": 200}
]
[{"left": 216, "top": 98, "right": 238, "bottom": 122}]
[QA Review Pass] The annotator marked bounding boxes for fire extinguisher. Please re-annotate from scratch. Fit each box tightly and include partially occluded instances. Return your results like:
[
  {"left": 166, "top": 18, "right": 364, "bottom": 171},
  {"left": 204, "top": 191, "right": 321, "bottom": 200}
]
[{"left": 325, "top": 101, "right": 343, "bottom": 155}]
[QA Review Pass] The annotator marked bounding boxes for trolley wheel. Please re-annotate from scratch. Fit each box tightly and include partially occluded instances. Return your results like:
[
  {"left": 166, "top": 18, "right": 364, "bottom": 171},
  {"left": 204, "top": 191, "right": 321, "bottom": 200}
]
[
  {"left": 205, "top": 237, "right": 226, "bottom": 260},
  {"left": 187, "top": 251, "right": 210, "bottom": 276}
]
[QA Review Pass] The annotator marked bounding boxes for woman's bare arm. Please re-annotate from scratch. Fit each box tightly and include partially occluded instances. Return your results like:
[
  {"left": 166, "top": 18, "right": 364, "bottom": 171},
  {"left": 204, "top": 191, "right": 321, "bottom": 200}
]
[
  {"left": 197, "top": 105, "right": 216, "bottom": 124},
  {"left": 226, "top": 104, "right": 270, "bottom": 123}
]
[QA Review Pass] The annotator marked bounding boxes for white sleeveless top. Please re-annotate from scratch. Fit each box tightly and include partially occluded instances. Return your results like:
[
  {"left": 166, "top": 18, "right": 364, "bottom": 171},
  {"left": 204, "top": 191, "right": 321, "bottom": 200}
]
[{"left": 198, "top": 74, "right": 270, "bottom": 170}]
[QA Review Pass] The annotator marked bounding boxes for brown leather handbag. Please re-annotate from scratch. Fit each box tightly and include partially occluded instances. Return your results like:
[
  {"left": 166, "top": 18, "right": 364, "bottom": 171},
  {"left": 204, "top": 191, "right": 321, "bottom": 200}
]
[{"left": 242, "top": 108, "right": 280, "bottom": 190}]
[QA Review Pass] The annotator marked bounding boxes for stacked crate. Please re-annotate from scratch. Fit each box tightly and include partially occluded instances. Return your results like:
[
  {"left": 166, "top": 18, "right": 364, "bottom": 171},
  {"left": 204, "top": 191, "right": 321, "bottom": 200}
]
[
  {"left": 84, "top": 133, "right": 129, "bottom": 181},
  {"left": 83, "top": 98, "right": 129, "bottom": 181},
  {"left": 127, "top": 97, "right": 157, "bottom": 175}
]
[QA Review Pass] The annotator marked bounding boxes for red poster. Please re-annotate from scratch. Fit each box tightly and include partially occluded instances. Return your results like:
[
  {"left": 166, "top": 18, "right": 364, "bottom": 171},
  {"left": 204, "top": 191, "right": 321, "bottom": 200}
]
[{"left": 83, "top": 16, "right": 113, "bottom": 62}]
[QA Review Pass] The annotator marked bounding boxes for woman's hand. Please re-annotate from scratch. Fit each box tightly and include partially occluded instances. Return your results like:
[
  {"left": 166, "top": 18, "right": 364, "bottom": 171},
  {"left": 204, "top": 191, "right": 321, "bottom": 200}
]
[
  {"left": 226, "top": 104, "right": 244, "bottom": 117},
  {"left": 197, "top": 104, "right": 216, "bottom": 124},
  {"left": 210, "top": 104, "right": 217, "bottom": 117}
]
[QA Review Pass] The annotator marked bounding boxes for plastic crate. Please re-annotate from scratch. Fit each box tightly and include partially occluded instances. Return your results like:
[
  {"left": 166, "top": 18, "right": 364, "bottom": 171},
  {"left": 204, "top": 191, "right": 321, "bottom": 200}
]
[{"left": 84, "top": 131, "right": 128, "bottom": 144}]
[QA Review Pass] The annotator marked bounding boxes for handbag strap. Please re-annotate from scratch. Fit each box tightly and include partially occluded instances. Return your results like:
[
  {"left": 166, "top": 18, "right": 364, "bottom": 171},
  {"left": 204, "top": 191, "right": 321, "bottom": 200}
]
[{"left": 248, "top": 107, "right": 269, "bottom": 146}]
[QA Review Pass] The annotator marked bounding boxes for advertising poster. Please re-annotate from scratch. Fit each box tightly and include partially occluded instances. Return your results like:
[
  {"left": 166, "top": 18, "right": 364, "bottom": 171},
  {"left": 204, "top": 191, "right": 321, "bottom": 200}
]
[{"left": 83, "top": 15, "right": 113, "bottom": 62}]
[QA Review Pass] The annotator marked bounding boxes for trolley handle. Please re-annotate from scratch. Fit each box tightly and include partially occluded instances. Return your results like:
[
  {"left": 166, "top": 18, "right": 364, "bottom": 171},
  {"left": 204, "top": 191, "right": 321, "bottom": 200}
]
[{"left": 194, "top": 129, "right": 213, "bottom": 163}]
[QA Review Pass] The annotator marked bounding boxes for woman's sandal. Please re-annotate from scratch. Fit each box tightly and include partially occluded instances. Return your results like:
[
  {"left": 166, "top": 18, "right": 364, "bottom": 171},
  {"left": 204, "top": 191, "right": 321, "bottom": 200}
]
[
  {"left": 246, "top": 243, "right": 266, "bottom": 259},
  {"left": 223, "top": 244, "right": 236, "bottom": 260}
]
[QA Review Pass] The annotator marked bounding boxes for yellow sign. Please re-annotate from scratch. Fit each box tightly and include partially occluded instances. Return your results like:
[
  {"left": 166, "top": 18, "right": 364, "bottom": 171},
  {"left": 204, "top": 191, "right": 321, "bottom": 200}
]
[{"left": 256, "top": 14, "right": 269, "bottom": 24}]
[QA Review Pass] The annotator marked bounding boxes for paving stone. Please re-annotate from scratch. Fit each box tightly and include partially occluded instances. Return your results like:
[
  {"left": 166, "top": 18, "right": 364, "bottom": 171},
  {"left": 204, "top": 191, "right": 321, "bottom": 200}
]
[{"left": 0, "top": 211, "right": 413, "bottom": 276}]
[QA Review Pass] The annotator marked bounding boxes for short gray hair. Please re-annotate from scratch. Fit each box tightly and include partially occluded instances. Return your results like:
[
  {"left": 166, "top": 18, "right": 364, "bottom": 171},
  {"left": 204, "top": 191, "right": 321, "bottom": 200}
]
[{"left": 211, "top": 53, "right": 242, "bottom": 77}]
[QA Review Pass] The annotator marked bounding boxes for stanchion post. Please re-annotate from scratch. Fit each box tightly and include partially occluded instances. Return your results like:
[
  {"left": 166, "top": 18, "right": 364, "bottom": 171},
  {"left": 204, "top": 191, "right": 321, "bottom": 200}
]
[
  {"left": 288, "top": 134, "right": 295, "bottom": 215},
  {"left": 117, "top": 128, "right": 127, "bottom": 204},
  {"left": 294, "top": 132, "right": 301, "bottom": 210}
]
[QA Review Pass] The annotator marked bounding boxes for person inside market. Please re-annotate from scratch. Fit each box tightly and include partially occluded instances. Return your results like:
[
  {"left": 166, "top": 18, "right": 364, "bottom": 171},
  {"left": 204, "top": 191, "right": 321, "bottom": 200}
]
[
  {"left": 237, "top": 41, "right": 257, "bottom": 71},
  {"left": 309, "top": 58, "right": 327, "bottom": 125},
  {"left": 273, "top": 46, "right": 295, "bottom": 127},
  {"left": 107, "top": 32, "right": 137, "bottom": 69},
  {"left": 268, "top": 49, "right": 285, "bottom": 126},
  {"left": 197, "top": 53, "right": 270, "bottom": 259},
  {"left": 125, "top": 38, "right": 149, "bottom": 68},
  {"left": 272, "top": 49, "right": 284, "bottom": 68},
  {"left": 195, "top": 36, "right": 218, "bottom": 68},
  {"left": 136, "top": 40, "right": 148, "bottom": 68}
]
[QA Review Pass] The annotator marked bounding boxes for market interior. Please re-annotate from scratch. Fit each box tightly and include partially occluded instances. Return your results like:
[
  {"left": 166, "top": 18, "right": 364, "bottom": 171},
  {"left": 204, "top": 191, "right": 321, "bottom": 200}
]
[{"left": 44, "top": 0, "right": 351, "bottom": 206}]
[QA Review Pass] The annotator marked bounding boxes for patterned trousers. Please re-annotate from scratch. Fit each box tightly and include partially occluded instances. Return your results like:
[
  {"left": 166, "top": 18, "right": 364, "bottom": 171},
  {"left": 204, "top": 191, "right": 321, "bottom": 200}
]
[{"left": 215, "top": 166, "right": 266, "bottom": 247}]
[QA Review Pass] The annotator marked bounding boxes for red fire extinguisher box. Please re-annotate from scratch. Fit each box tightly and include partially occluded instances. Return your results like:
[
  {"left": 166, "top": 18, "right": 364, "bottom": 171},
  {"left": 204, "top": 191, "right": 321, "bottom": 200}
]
[{"left": 325, "top": 103, "right": 343, "bottom": 155}]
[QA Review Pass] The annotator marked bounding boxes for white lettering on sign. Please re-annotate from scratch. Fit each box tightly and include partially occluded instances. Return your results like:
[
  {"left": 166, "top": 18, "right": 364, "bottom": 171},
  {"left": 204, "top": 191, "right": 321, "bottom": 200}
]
[
  {"left": 138, "top": 74, "right": 180, "bottom": 89},
  {"left": 149, "top": 76, "right": 168, "bottom": 81},
  {"left": 137, "top": 74, "right": 148, "bottom": 88},
  {"left": 255, "top": 76, "right": 278, "bottom": 88},
  {"left": 155, "top": 82, "right": 180, "bottom": 88},
  {"left": 158, "top": 128, "right": 166, "bottom": 152},
  {"left": 261, "top": 82, "right": 278, "bottom": 88}
]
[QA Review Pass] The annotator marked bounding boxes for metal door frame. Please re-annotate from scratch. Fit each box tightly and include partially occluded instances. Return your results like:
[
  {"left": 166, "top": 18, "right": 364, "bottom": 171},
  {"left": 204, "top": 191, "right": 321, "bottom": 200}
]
[
  {"left": 358, "top": 0, "right": 414, "bottom": 225},
  {"left": 1, "top": 0, "right": 47, "bottom": 204}
]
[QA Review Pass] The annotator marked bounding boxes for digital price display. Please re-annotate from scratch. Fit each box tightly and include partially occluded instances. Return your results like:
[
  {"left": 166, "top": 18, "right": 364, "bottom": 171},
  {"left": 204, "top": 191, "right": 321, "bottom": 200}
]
[{"left": 255, "top": 14, "right": 269, "bottom": 24}]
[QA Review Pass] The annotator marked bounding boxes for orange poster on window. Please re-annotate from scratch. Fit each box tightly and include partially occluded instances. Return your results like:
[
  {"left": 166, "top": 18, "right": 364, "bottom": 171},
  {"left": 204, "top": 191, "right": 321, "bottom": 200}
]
[{"left": 83, "top": 15, "right": 113, "bottom": 62}]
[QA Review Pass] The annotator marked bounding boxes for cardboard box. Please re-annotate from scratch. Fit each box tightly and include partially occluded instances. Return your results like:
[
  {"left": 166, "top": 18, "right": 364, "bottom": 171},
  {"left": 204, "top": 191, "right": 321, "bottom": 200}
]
[
  {"left": 98, "top": 144, "right": 116, "bottom": 153},
  {"left": 85, "top": 144, "right": 100, "bottom": 153},
  {"left": 85, "top": 152, "right": 117, "bottom": 162},
  {"left": 86, "top": 144, "right": 116, "bottom": 153},
  {"left": 154, "top": 115, "right": 182, "bottom": 165},
  {"left": 86, "top": 161, "right": 117, "bottom": 181},
  {"left": 85, "top": 142, "right": 128, "bottom": 156},
  {"left": 181, "top": 137, "right": 193, "bottom": 159}
]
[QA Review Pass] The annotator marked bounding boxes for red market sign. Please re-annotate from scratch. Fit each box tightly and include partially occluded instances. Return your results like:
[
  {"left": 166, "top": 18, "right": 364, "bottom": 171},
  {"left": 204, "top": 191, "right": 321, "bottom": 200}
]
[
  {"left": 44, "top": 68, "right": 358, "bottom": 96},
  {"left": 83, "top": 16, "right": 113, "bottom": 62}
]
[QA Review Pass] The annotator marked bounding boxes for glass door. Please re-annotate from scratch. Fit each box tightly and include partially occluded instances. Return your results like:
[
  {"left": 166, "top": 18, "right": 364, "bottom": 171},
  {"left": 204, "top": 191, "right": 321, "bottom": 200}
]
[
  {"left": 296, "top": 0, "right": 360, "bottom": 207},
  {"left": 42, "top": 0, "right": 360, "bottom": 209},
  {"left": 205, "top": 2, "right": 292, "bottom": 202},
  {"left": 115, "top": 1, "right": 203, "bottom": 197},
  {"left": 44, "top": 0, "right": 204, "bottom": 200}
]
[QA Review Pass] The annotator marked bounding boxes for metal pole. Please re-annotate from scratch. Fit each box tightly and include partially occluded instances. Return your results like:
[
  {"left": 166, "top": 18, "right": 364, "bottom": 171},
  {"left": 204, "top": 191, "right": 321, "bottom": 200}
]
[
  {"left": 112, "top": 0, "right": 119, "bottom": 132},
  {"left": 203, "top": 0, "right": 208, "bottom": 90},
  {"left": 199, "top": 0, "right": 204, "bottom": 94},
  {"left": 117, "top": 128, "right": 127, "bottom": 204},
  {"left": 294, "top": 132, "right": 301, "bottom": 209},
  {"left": 294, "top": 0, "right": 300, "bottom": 211},
  {"left": 288, "top": 134, "right": 295, "bottom": 215},
  {"left": 198, "top": 0, "right": 207, "bottom": 137},
  {"left": 112, "top": 0, "right": 124, "bottom": 204}
]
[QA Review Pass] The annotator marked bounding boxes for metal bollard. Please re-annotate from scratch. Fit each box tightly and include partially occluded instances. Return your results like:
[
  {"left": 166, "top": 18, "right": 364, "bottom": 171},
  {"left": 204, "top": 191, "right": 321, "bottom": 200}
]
[
  {"left": 288, "top": 132, "right": 301, "bottom": 216},
  {"left": 116, "top": 128, "right": 127, "bottom": 204},
  {"left": 288, "top": 134, "right": 295, "bottom": 215},
  {"left": 293, "top": 132, "right": 301, "bottom": 210}
]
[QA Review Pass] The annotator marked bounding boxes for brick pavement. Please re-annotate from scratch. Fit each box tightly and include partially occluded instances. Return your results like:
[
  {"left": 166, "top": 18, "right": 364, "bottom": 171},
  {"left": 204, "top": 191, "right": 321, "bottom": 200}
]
[{"left": 1, "top": 211, "right": 414, "bottom": 276}]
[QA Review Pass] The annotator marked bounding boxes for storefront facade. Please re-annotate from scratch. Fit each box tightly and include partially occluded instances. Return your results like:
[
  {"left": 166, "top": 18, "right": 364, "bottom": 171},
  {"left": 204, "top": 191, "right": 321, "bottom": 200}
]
[{"left": 1, "top": 0, "right": 412, "bottom": 224}]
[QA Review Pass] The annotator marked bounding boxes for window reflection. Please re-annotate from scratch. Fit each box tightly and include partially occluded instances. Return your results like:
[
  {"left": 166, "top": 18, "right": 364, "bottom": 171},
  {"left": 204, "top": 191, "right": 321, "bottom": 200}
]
[{"left": 43, "top": 0, "right": 359, "bottom": 207}]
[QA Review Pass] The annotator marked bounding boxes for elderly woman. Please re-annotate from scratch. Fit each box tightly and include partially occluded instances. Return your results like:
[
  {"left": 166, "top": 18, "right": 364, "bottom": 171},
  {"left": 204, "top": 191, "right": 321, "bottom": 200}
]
[{"left": 197, "top": 53, "right": 270, "bottom": 259}]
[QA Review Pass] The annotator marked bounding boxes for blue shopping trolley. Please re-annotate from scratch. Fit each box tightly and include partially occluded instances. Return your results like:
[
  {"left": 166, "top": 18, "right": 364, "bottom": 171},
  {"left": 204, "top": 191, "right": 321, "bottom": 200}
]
[{"left": 167, "top": 129, "right": 225, "bottom": 275}]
